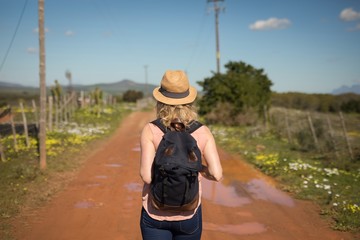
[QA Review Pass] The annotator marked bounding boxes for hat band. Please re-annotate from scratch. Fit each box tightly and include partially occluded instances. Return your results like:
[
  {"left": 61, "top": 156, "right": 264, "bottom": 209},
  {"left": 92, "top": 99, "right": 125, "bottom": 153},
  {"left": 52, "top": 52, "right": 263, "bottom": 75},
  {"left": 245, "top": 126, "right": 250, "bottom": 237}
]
[{"left": 159, "top": 87, "right": 190, "bottom": 99}]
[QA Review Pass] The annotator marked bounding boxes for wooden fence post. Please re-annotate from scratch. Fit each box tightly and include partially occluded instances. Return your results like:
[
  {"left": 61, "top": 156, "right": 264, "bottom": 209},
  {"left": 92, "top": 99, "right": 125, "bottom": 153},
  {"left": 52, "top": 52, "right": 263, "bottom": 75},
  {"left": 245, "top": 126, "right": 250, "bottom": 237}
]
[
  {"left": 285, "top": 110, "right": 293, "bottom": 145},
  {"left": 68, "top": 93, "right": 73, "bottom": 119},
  {"left": 10, "top": 112, "right": 18, "bottom": 152},
  {"left": 263, "top": 105, "right": 268, "bottom": 130},
  {"left": 80, "top": 91, "right": 84, "bottom": 108},
  {"left": 19, "top": 102, "right": 30, "bottom": 147},
  {"left": 339, "top": 111, "right": 354, "bottom": 160},
  {"left": 0, "top": 134, "right": 6, "bottom": 162},
  {"left": 307, "top": 112, "right": 320, "bottom": 151},
  {"left": 48, "top": 96, "right": 53, "bottom": 131},
  {"left": 326, "top": 116, "right": 339, "bottom": 160},
  {"left": 63, "top": 95, "right": 68, "bottom": 123},
  {"left": 55, "top": 95, "right": 59, "bottom": 130},
  {"left": 32, "top": 99, "right": 39, "bottom": 129}
]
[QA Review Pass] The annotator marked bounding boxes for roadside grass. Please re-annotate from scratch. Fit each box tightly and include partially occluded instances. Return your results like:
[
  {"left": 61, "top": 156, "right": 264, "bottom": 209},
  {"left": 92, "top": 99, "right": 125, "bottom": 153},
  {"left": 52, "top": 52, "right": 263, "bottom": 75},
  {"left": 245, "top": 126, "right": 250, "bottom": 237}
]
[
  {"left": 210, "top": 125, "right": 360, "bottom": 233},
  {"left": 0, "top": 104, "right": 130, "bottom": 240}
]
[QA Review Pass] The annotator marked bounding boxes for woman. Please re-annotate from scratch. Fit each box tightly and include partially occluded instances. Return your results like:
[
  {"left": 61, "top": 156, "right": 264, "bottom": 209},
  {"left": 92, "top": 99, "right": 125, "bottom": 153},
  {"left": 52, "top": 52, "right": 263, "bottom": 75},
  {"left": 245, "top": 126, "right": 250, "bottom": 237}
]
[{"left": 140, "top": 70, "right": 223, "bottom": 240}]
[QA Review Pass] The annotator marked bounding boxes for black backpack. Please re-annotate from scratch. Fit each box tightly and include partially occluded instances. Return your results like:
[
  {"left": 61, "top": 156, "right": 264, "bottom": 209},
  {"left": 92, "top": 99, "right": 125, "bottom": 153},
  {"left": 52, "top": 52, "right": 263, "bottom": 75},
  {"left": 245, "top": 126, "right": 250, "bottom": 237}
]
[{"left": 150, "top": 118, "right": 203, "bottom": 212}]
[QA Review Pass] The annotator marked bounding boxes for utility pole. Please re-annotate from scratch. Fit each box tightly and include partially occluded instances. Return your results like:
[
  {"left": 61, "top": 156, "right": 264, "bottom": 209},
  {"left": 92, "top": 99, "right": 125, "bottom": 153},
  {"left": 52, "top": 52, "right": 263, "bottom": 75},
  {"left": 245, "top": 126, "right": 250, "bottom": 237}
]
[
  {"left": 208, "top": 0, "right": 224, "bottom": 74},
  {"left": 38, "top": 0, "right": 47, "bottom": 169}
]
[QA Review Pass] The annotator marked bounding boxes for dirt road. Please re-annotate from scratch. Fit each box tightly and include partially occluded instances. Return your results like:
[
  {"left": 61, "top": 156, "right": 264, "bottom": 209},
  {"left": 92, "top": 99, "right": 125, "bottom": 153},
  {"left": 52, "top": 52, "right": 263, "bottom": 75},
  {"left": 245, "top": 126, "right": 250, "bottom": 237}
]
[{"left": 13, "top": 111, "right": 353, "bottom": 240}]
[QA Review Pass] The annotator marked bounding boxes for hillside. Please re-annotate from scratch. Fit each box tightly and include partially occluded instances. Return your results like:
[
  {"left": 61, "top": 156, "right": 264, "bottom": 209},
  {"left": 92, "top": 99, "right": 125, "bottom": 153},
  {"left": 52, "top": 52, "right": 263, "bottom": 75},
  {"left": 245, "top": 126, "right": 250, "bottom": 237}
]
[
  {"left": 72, "top": 79, "right": 157, "bottom": 95},
  {"left": 0, "top": 80, "right": 157, "bottom": 96},
  {"left": 332, "top": 84, "right": 360, "bottom": 95}
]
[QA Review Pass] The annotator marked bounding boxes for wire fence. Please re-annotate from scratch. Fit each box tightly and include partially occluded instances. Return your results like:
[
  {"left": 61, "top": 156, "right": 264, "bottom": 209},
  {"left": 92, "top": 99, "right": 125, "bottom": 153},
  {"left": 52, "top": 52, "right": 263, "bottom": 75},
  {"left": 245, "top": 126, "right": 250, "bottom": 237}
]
[
  {"left": 268, "top": 107, "right": 360, "bottom": 161},
  {"left": 0, "top": 91, "right": 116, "bottom": 160}
]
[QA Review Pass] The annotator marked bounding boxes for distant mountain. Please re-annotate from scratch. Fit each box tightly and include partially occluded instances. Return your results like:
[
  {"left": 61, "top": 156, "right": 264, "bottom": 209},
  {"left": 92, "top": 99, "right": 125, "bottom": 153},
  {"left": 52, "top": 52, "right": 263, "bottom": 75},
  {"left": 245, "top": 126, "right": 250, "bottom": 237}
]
[
  {"left": 0, "top": 81, "right": 27, "bottom": 88},
  {"left": 72, "top": 79, "right": 157, "bottom": 95},
  {"left": 332, "top": 84, "right": 360, "bottom": 95},
  {"left": 0, "top": 81, "right": 38, "bottom": 94},
  {"left": 0, "top": 79, "right": 157, "bottom": 95}
]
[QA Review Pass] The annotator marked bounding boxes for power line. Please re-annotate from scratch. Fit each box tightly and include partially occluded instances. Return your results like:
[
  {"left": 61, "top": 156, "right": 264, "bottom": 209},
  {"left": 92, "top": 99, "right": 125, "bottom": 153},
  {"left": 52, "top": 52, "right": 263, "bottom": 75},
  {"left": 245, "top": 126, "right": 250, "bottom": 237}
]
[
  {"left": 185, "top": 8, "right": 208, "bottom": 74},
  {"left": 0, "top": 0, "right": 30, "bottom": 73}
]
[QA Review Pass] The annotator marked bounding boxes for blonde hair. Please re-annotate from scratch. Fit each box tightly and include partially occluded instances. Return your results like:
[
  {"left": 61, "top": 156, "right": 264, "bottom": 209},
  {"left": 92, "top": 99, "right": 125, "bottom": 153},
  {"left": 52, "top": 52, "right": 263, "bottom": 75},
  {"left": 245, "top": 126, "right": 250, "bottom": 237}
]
[{"left": 156, "top": 102, "right": 198, "bottom": 128}]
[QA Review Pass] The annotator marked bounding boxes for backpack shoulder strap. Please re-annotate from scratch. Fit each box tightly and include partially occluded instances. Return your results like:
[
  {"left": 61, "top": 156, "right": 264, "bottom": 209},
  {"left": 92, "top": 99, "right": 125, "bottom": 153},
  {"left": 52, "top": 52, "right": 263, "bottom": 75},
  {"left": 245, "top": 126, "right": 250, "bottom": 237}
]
[
  {"left": 186, "top": 121, "right": 203, "bottom": 134},
  {"left": 151, "top": 119, "right": 203, "bottom": 134},
  {"left": 150, "top": 118, "right": 167, "bottom": 133}
]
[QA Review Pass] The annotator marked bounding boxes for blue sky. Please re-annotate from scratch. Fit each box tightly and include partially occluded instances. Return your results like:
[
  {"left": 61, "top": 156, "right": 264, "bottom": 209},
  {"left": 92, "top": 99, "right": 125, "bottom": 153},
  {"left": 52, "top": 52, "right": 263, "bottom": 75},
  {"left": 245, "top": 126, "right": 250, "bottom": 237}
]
[{"left": 0, "top": 0, "right": 360, "bottom": 93}]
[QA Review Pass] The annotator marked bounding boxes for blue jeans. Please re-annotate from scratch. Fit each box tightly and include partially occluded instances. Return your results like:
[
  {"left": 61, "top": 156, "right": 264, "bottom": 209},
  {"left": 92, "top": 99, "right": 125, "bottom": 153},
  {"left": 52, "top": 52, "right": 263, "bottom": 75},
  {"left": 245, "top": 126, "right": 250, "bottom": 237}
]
[{"left": 140, "top": 206, "right": 202, "bottom": 240}]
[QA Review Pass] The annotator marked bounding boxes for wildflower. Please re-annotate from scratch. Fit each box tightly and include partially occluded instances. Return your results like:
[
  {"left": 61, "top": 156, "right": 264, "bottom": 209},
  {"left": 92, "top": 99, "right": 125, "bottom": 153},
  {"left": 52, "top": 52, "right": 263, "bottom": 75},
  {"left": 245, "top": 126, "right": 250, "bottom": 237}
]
[
  {"left": 324, "top": 168, "right": 339, "bottom": 176},
  {"left": 346, "top": 204, "right": 360, "bottom": 213}
]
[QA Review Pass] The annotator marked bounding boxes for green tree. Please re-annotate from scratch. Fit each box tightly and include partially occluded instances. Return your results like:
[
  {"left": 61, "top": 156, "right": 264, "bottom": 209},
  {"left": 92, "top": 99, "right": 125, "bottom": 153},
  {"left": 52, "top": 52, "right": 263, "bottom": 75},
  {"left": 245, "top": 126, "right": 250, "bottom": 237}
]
[
  {"left": 198, "top": 61, "right": 273, "bottom": 121},
  {"left": 50, "top": 79, "right": 62, "bottom": 105},
  {"left": 92, "top": 87, "right": 103, "bottom": 105},
  {"left": 123, "top": 90, "right": 143, "bottom": 102}
]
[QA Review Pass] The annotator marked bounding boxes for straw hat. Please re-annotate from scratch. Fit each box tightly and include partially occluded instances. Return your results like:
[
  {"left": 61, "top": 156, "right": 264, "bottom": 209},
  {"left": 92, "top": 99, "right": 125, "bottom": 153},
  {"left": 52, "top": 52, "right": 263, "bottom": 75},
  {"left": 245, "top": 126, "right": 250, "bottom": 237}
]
[{"left": 153, "top": 70, "right": 197, "bottom": 105}]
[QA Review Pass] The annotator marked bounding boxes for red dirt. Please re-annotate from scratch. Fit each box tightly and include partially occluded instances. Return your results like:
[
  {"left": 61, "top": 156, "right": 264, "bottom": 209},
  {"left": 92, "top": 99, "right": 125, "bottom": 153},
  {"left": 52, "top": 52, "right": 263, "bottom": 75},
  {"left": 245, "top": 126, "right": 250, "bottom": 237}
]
[{"left": 12, "top": 111, "right": 355, "bottom": 240}]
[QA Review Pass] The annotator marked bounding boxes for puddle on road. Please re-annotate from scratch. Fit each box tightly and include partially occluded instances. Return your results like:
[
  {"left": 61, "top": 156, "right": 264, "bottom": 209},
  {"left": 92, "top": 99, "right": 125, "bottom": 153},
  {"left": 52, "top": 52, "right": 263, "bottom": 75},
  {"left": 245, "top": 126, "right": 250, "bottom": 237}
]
[
  {"left": 202, "top": 179, "right": 252, "bottom": 207},
  {"left": 74, "top": 199, "right": 104, "bottom": 209},
  {"left": 95, "top": 175, "right": 109, "bottom": 179},
  {"left": 86, "top": 182, "right": 101, "bottom": 187},
  {"left": 124, "top": 182, "right": 143, "bottom": 192},
  {"left": 105, "top": 163, "right": 123, "bottom": 168},
  {"left": 239, "top": 179, "right": 294, "bottom": 207},
  {"left": 74, "top": 201, "right": 95, "bottom": 209},
  {"left": 204, "top": 221, "right": 266, "bottom": 235},
  {"left": 132, "top": 144, "right": 141, "bottom": 152},
  {"left": 202, "top": 178, "right": 294, "bottom": 207}
]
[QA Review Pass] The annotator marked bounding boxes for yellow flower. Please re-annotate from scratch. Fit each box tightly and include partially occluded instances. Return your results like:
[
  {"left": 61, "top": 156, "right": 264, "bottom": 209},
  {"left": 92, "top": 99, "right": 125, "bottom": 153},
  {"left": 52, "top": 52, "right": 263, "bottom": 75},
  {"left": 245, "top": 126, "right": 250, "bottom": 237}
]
[{"left": 346, "top": 204, "right": 360, "bottom": 213}]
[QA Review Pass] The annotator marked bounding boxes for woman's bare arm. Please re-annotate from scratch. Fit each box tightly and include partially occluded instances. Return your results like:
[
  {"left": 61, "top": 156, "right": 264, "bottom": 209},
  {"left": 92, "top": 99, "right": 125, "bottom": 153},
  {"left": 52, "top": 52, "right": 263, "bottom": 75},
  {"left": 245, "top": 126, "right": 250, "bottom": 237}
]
[
  {"left": 201, "top": 127, "right": 223, "bottom": 181},
  {"left": 140, "top": 124, "right": 156, "bottom": 184}
]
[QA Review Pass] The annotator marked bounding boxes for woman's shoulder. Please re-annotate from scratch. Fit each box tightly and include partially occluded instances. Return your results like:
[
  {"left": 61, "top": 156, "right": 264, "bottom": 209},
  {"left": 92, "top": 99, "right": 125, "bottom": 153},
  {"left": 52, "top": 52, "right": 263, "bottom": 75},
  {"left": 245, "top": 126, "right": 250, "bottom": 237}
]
[
  {"left": 194, "top": 122, "right": 211, "bottom": 134},
  {"left": 147, "top": 121, "right": 164, "bottom": 135},
  {"left": 145, "top": 119, "right": 212, "bottom": 136},
  {"left": 192, "top": 123, "right": 213, "bottom": 139}
]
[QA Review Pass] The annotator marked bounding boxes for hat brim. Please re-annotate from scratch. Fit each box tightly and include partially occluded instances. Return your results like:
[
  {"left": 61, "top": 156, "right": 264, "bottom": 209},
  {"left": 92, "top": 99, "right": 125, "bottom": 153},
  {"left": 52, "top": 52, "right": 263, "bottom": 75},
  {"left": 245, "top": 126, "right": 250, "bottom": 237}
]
[{"left": 152, "top": 86, "right": 197, "bottom": 105}]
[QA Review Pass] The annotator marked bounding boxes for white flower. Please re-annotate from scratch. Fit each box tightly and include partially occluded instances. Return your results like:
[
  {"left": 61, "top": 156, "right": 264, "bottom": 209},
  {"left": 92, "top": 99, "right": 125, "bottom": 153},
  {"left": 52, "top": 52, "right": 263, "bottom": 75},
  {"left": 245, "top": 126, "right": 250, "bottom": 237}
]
[{"left": 324, "top": 168, "right": 339, "bottom": 176}]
